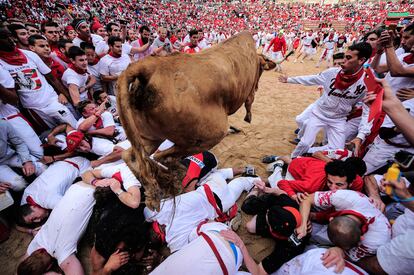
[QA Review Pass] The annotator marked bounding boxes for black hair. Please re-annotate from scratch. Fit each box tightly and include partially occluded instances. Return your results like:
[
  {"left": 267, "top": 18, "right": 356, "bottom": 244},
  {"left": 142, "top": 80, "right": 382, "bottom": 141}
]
[
  {"left": 71, "top": 19, "right": 87, "bottom": 31},
  {"left": 41, "top": 20, "right": 59, "bottom": 33},
  {"left": 7, "top": 24, "right": 26, "bottom": 38},
  {"left": 363, "top": 29, "right": 382, "bottom": 42},
  {"left": 28, "top": 34, "right": 47, "bottom": 46},
  {"left": 80, "top": 42, "right": 95, "bottom": 51},
  {"left": 57, "top": 39, "right": 72, "bottom": 50},
  {"left": 15, "top": 204, "right": 34, "bottom": 227},
  {"left": 93, "top": 90, "right": 106, "bottom": 102},
  {"left": 108, "top": 36, "right": 122, "bottom": 46},
  {"left": 106, "top": 22, "right": 119, "bottom": 33},
  {"left": 325, "top": 160, "right": 356, "bottom": 184},
  {"left": 25, "top": 23, "right": 38, "bottom": 30},
  {"left": 139, "top": 25, "right": 150, "bottom": 34},
  {"left": 348, "top": 42, "right": 372, "bottom": 61},
  {"left": 67, "top": 46, "right": 85, "bottom": 60},
  {"left": 404, "top": 23, "right": 414, "bottom": 35},
  {"left": 189, "top": 29, "right": 198, "bottom": 37},
  {"left": 344, "top": 157, "right": 367, "bottom": 177},
  {"left": 77, "top": 99, "right": 93, "bottom": 113},
  {"left": 333, "top": 52, "right": 345, "bottom": 60}
]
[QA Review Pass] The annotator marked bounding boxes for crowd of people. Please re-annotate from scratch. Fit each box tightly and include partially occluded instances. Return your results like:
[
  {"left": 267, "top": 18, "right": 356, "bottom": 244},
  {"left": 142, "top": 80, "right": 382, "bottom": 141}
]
[{"left": 0, "top": 0, "right": 414, "bottom": 274}]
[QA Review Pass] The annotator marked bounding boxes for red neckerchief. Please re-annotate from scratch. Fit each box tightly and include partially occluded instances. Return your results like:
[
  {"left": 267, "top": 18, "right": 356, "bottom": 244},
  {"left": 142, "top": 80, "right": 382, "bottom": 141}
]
[
  {"left": 109, "top": 51, "right": 121, "bottom": 58},
  {"left": 69, "top": 63, "right": 87, "bottom": 75},
  {"left": 89, "top": 56, "right": 100, "bottom": 66},
  {"left": 403, "top": 53, "right": 414, "bottom": 64},
  {"left": 0, "top": 47, "right": 27, "bottom": 66},
  {"left": 112, "top": 171, "right": 123, "bottom": 183},
  {"left": 48, "top": 57, "right": 65, "bottom": 80},
  {"left": 334, "top": 67, "right": 364, "bottom": 90},
  {"left": 328, "top": 210, "right": 375, "bottom": 234},
  {"left": 54, "top": 49, "right": 71, "bottom": 64},
  {"left": 94, "top": 115, "right": 103, "bottom": 128},
  {"left": 26, "top": 196, "right": 42, "bottom": 208}
]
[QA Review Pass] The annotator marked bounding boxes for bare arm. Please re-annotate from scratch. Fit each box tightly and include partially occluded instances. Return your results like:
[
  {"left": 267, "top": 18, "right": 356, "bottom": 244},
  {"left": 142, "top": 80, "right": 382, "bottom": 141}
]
[
  {"left": 370, "top": 50, "right": 388, "bottom": 74},
  {"left": 115, "top": 186, "right": 141, "bottom": 209},
  {"left": 44, "top": 72, "right": 70, "bottom": 98},
  {"left": 296, "top": 193, "right": 315, "bottom": 239},
  {"left": 90, "top": 147, "right": 124, "bottom": 168},
  {"left": 0, "top": 85, "right": 18, "bottom": 106},
  {"left": 312, "top": 151, "right": 333, "bottom": 162},
  {"left": 100, "top": 74, "right": 118, "bottom": 82},
  {"left": 129, "top": 43, "right": 150, "bottom": 54},
  {"left": 60, "top": 254, "right": 85, "bottom": 275},
  {"left": 68, "top": 84, "right": 81, "bottom": 107},
  {"left": 81, "top": 169, "right": 103, "bottom": 184}
]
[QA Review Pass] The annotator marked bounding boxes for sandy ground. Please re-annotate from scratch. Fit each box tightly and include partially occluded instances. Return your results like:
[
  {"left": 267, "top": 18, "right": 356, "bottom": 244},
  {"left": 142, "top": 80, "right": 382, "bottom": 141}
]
[{"left": 0, "top": 55, "right": 325, "bottom": 274}]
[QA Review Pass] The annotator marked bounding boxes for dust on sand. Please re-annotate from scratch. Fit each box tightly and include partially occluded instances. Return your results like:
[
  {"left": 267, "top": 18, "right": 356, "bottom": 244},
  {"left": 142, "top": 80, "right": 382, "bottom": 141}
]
[{"left": 0, "top": 57, "right": 323, "bottom": 274}]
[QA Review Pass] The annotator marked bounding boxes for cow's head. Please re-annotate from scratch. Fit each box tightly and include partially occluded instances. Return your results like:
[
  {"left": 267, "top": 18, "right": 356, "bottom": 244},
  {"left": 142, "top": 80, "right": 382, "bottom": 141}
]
[{"left": 257, "top": 54, "right": 276, "bottom": 72}]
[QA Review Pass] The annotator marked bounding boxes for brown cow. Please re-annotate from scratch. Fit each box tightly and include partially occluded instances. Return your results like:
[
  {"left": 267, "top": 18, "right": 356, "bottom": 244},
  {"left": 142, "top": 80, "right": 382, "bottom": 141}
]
[{"left": 117, "top": 31, "right": 269, "bottom": 209}]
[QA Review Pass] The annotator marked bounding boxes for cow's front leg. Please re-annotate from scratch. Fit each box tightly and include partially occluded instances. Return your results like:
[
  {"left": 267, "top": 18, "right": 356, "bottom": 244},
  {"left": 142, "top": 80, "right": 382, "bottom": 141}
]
[{"left": 244, "top": 91, "right": 255, "bottom": 123}]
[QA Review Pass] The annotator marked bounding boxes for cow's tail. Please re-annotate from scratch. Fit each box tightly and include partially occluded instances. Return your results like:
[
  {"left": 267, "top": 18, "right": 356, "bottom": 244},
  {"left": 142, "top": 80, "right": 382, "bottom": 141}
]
[{"left": 117, "top": 67, "right": 183, "bottom": 210}]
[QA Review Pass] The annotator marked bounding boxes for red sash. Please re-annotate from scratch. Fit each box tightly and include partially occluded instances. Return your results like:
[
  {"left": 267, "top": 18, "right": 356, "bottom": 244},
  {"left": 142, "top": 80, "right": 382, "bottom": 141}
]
[{"left": 203, "top": 184, "right": 238, "bottom": 223}]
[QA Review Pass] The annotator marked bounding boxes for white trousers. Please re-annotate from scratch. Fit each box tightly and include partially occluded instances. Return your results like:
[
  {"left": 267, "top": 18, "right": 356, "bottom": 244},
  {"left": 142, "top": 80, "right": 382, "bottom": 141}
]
[
  {"left": 30, "top": 101, "right": 77, "bottom": 128},
  {"left": 292, "top": 113, "right": 346, "bottom": 158}
]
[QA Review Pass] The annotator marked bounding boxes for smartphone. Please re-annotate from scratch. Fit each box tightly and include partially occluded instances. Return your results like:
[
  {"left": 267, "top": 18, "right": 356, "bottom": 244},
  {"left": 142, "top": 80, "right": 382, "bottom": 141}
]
[{"left": 288, "top": 233, "right": 302, "bottom": 246}]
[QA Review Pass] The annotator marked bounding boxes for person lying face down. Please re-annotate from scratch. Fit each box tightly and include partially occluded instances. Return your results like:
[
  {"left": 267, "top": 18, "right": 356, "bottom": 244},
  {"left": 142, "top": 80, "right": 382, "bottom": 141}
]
[{"left": 17, "top": 182, "right": 96, "bottom": 275}]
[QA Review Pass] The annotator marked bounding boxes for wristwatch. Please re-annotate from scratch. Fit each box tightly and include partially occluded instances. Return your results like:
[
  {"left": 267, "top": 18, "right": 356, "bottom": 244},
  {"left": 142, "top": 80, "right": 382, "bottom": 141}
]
[{"left": 115, "top": 189, "right": 125, "bottom": 196}]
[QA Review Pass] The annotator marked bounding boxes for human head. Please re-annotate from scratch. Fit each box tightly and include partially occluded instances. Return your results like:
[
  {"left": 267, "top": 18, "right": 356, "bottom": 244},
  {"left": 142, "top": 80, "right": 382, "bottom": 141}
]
[
  {"left": 81, "top": 42, "right": 97, "bottom": 64},
  {"left": 158, "top": 27, "right": 167, "bottom": 39},
  {"left": 28, "top": 35, "right": 51, "bottom": 59},
  {"left": 66, "top": 129, "right": 89, "bottom": 152},
  {"left": 328, "top": 216, "right": 361, "bottom": 250},
  {"left": 332, "top": 52, "right": 345, "bottom": 67},
  {"left": 91, "top": 21, "right": 106, "bottom": 38},
  {"left": 72, "top": 19, "right": 90, "bottom": 40},
  {"left": 127, "top": 29, "right": 137, "bottom": 41},
  {"left": 342, "top": 42, "right": 372, "bottom": 74},
  {"left": 108, "top": 36, "right": 123, "bottom": 57},
  {"left": 25, "top": 23, "right": 40, "bottom": 36},
  {"left": 64, "top": 25, "right": 77, "bottom": 41},
  {"left": 139, "top": 25, "right": 151, "bottom": 44},
  {"left": 41, "top": 21, "right": 60, "bottom": 44},
  {"left": 106, "top": 22, "right": 121, "bottom": 37},
  {"left": 324, "top": 160, "right": 356, "bottom": 191},
  {"left": 17, "top": 203, "right": 49, "bottom": 225},
  {"left": 401, "top": 23, "right": 414, "bottom": 52},
  {"left": 78, "top": 99, "right": 97, "bottom": 118},
  {"left": 17, "top": 249, "right": 53, "bottom": 275},
  {"left": 0, "top": 27, "right": 14, "bottom": 52},
  {"left": 180, "top": 151, "right": 218, "bottom": 192},
  {"left": 363, "top": 29, "right": 381, "bottom": 51},
  {"left": 68, "top": 46, "right": 88, "bottom": 71},
  {"left": 57, "top": 39, "right": 73, "bottom": 56},
  {"left": 344, "top": 157, "right": 367, "bottom": 177},
  {"left": 8, "top": 24, "right": 29, "bottom": 47},
  {"left": 189, "top": 29, "right": 198, "bottom": 46},
  {"left": 93, "top": 90, "right": 109, "bottom": 105}
]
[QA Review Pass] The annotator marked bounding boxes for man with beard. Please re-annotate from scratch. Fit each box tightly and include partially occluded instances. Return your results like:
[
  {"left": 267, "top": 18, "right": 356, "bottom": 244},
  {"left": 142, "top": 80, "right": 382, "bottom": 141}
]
[
  {"left": 8, "top": 24, "right": 30, "bottom": 50},
  {"left": 72, "top": 19, "right": 109, "bottom": 57},
  {"left": 54, "top": 39, "right": 73, "bottom": 70},
  {"left": 41, "top": 21, "right": 61, "bottom": 61},
  {"left": 106, "top": 22, "right": 151, "bottom": 57},
  {"left": 131, "top": 25, "right": 154, "bottom": 61}
]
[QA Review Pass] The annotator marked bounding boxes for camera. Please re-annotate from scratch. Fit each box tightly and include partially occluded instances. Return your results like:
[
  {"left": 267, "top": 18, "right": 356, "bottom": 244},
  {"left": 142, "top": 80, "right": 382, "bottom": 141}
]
[
  {"left": 395, "top": 151, "right": 414, "bottom": 169},
  {"left": 288, "top": 233, "right": 302, "bottom": 246}
]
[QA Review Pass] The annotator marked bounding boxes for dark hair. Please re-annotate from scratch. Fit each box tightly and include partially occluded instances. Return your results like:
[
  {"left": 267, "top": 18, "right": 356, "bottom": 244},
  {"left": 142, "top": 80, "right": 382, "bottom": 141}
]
[
  {"left": 15, "top": 204, "right": 34, "bottom": 226},
  {"left": 28, "top": 34, "right": 47, "bottom": 46},
  {"left": 77, "top": 99, "right": 93, "bottom": 113},
  {"left": 344, "top": 157, "right": 367, "bottom": 176},
  {"left": 7, "top": 24, "right": 26, "bottom": 38},
  {"left": 333, "top": 52, "right": 345, "bottom": 60},
  {"left": 25, "top": 23, "right": 38, "bottom": 30},
  {"left": 93, "top": 90, "right": 106, "bottom": 102},
  {"left": 189, "top": 29, "right": 198, "bottom": 37},
  {"left": 363, "top": 29, "right": 382, "bottom": 42},
  {"left": 71, "top": 19, "right": 87, "bottom": 31},
  {"left": 108, "top": 36, "right": 122, "bottom": 46},
  {"left": 57, "top": 39, "right": 72, "bottom": 51},
  {"left": 325, "top": 160, "right": 356, "bottom": 184},
  {"left": 139, "top": 25, "right": 150, "bottom": 34},
  {"left": 80, "top": 42, "right": 95, "bottom": 51},
  {"left": 404, "top": 23, "right": 414, "bottom": 35},
  {"left": 41, "top": 20, "right": 58, "bottom": 33},
  {"left": 348, "top": 42, "right": 372, "bottom": 61},
  {"left": 106, "top": 22, "right": 119, "bottom": 33},
  {"left": 17, "top": 250, "right": 53, "bottom": 275},
  {"left": 328, "top": 216, "right": 361, "bottom": 250},
  {"left": 67, "top": 46, "right": 85, "bottom": 60}
]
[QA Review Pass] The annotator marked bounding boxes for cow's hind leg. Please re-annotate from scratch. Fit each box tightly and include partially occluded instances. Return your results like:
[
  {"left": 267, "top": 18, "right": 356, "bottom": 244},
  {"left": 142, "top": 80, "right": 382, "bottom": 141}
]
[{"left": 244, "top": 91, "right": 255, "bottom": 123}]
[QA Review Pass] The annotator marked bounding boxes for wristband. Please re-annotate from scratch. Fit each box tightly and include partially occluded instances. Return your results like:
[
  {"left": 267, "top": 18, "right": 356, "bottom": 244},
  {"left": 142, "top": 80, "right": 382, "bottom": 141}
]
[
  {"left": 115, "top": 189, "right": 125, "bottom": 196},
  {"left": 91, "top": 178, "right": 98, "bottom": 186}
]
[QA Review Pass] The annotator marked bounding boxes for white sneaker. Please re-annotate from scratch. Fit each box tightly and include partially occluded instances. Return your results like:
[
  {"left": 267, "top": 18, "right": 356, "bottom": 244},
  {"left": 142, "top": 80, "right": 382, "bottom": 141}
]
[{"left": 266, "top": 160, "right": 284, "bottom": 173}]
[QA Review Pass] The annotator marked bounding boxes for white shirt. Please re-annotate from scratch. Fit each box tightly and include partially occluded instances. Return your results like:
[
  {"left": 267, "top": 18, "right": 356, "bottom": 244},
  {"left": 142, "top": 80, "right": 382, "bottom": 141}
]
[
  {"left": 384, "top": 53, "right": 414, "bottom": 95},
  {"left": 21, "top": 157, "right": 91, "bottom": 209},
  {"left": 61, "top": 68, "right": 90, "bottom": 101},
  {"left": 76, "top": 111, "right": 115, "bottom": 131},
  {"left": 98, "top": 54, "right": 131, "bottom": 94},
  {"left": 73, "top": 34, "right": 109, "bottom": 56},
  {"left": 100, "top": 162, "right": 141, "bottom": 190},
  {"left": 314, "top": 190, "right": 391, "bottom": 261},
  {"left": 144, "top": 188, "right": 216, "bottom": 253},
  {"left": 275, "top": 248, "right": 368, "bottom": 275},
  {"left": 0, "top": 66, "right": 19, "bottom": 118},
  {"left": 91, "top": 138, "right": 131, "bottom": 157},
  {"left": 27, "top": 183, "right": 95, "bottom": 265},
  {"left": 0, "top": 50, "right": 58, "bottom": 109},
  {"left": 393, "top": 208, "right": 414, "bottom": 238}
]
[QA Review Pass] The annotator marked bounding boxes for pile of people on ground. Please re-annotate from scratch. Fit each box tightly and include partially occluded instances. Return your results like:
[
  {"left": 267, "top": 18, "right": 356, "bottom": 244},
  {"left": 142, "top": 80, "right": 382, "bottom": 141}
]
[{"left": 0, "top": 5, "right": 414, "bottom": 275}]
